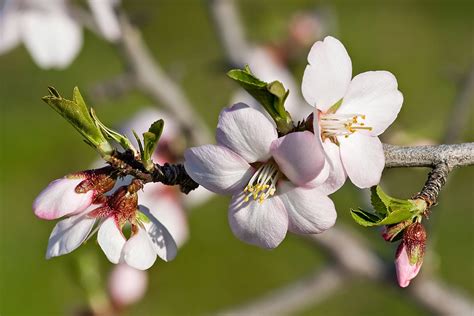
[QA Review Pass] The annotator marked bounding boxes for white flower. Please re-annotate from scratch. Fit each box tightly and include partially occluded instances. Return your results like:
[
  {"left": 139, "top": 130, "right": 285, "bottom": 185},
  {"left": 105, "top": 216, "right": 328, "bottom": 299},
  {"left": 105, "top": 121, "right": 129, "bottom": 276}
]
[
  {"left": 0, "top": 0, "right": 83, "bottom": 69},
  {"left": 184, "top": 103, "right": 336, "bottom": 249},
  {"left": 87, "top": 0, "right": 121, "bottom": 42},
  {"left": 302, "top": 36, "right": 404, "bottom": 190}
]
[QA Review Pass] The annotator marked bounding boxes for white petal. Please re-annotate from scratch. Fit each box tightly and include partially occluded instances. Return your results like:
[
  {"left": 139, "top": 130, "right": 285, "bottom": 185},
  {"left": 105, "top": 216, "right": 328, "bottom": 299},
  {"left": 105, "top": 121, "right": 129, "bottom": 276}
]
[
  {"left": 216, "top": 103, "right": 278, "bottom": 163},
  {"left": 98, "top": 217, "right": 126, "bottom": 264},
  {"left": 138, "top": 189, "right": 189, "bottom": 247},
  {"left": 228, "top": 194, "right": 288, "bottom": 249},
  {"left": 33, "top": 177, "right": 94, "bottom": 220},
  {"left": 140, "top": 205, "right": 178, "bottom": 262},
  {"left": 318, "top": 140, "right": 347, "bottom": 194},
  {"left": 122, "top": 227, "right": 157, "bottom": 270},
  {"left": 184, "top": 145, "right": 254, "bottom": 195},
  {"left": 0, "top": 9, "right": 20, "bottom": 54},
  {"left": 19, "top": 11, "right": 82, "bottom": 69},
  {"left": 338, "top": 71, "right": 403, "bottom": 136},
  {"left": 301, "top": 36, "right": 352, "bottom": 112},
  {"left": 339, "top": 134, "right": 385, "bottom": 188},
  {"left": 278, "top": 181, "right": 337, "bottom": 235},
  {"left": 45, "top": 210, "right": 96, "bottom": 259},
  {"left": 87, "top": 0, "right": 121, "bottom": 42}
]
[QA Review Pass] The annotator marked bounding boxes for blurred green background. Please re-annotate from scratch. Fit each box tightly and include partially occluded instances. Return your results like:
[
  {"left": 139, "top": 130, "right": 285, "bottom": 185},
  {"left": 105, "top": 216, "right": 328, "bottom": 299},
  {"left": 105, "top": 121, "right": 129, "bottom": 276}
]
[{"left": 0, "top": 0, "right": 473, "bottom": 315}]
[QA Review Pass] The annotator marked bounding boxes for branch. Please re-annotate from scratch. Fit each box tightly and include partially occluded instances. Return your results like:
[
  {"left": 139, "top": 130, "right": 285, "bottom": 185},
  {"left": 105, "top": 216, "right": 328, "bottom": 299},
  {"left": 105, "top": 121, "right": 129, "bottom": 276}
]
[
  {"left": 383, "top": 143, "right": 474, "bottom": 169},
  {"left": 115, "top": 12, "right": 212, "bottom": 146}
]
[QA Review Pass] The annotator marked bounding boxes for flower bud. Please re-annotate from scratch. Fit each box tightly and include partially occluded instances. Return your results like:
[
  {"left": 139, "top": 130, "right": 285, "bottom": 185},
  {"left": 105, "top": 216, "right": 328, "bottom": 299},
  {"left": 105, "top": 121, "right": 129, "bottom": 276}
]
[
  {"left": 395, "top": 222, "right": 426, "bottom": 287},
  {"left": 108, "top": 264, "right": 148, "bottom": 308}
]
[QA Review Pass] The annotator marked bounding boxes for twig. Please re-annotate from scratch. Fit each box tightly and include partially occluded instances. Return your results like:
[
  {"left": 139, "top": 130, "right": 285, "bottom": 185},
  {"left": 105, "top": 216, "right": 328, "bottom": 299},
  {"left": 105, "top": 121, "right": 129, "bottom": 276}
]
[
  {"left": 207, "top": 0, "right": 249, "bottom": 67},
  {"left": 116, "top": 12, "right": 212, "bottom": 146}
]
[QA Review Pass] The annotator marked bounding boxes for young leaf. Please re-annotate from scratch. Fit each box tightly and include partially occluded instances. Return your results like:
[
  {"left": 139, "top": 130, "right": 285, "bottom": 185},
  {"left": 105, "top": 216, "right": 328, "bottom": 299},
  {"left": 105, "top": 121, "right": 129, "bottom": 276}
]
[
  {"left": 142, "top": 119, "right": 164, "bottom": 171},
  {"left": 42, "top": 87, "right": 112, "bottom": 154}
]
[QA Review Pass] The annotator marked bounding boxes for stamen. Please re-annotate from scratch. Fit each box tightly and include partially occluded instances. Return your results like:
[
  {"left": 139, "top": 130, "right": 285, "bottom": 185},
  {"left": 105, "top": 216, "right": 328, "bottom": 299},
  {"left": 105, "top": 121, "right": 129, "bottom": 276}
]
[
  {"left": 243, "top": 162, "right": 280, "bottom": 204},
  {"left": 320, "top": 112, "right": 373, "bottom": 140}
]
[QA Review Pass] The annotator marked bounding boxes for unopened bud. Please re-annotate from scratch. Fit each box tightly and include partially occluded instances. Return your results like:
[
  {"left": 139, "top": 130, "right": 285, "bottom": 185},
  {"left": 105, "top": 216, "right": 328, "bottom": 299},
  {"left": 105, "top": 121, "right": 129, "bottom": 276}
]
[
  {"left": 108, "top": 264, "right": 148, "bottom": 308},
  {"left": 395, "top": 222, "right": 426, "bottom": 287}
]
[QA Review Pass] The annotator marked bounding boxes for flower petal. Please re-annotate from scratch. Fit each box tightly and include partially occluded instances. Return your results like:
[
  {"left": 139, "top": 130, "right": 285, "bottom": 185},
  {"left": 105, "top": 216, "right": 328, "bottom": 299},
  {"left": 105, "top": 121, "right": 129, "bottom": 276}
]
[
  {"left": 140, "top": 205, "right": 178, "bottom": 262},
  {"left": 98, "top": 217, "right": 126, "bottom": 264},
  {"left": 228, "top": 194, "right": 288, "bottom": 249},
  {"left": 395, "top": 244, "right": 422, "bottom": 288},
  {"left": 33, "top": 177, "right": 94, "bottom": 220},
  {"left": 338, "top": 71, "right": 403, "bottom": 136},
  {"left": 278, "top": 181, "right": 337, "bottom": 234},
  {"left": 301, "top": 36, "right": 352, "bottom": 112},
  {"left": 138, "top": 189, "right": 188, "bottom": 248},
  {"left": 339, "top": 134, "right": 384, "bottom": 188},
  {"left": 19, "top": 11, "right": 82, "bottom": 69},
  {"left": 318, "top": 140, "right": 347, "bottom": 194},
  {"left": 108, "top": 264, "right": 148, "bottom": 307},
  {"left": 184, "top": 144, "right": 254, "bottom": 195},
  {"left": 271, "top": 131, "right": 325, "bottom": 186},
  {"left": 216, "top": 103, "right": 278, "bottom": 163},
  {"left": 122, "top": 227, "right": 157, "bottom": 270},
  {"left": 45, "top": 210, "right": 96, "bottom": 259}
]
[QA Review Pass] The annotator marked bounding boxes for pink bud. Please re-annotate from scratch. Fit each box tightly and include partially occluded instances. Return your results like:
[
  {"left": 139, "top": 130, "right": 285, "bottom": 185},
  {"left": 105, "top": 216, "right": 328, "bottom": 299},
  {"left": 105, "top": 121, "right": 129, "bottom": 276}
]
[
  {"left": 395, "top": 243, "right": 422, "bottom": 287},
  {"left": 108, "top": 264, "right": 148, "bottom": 307}
]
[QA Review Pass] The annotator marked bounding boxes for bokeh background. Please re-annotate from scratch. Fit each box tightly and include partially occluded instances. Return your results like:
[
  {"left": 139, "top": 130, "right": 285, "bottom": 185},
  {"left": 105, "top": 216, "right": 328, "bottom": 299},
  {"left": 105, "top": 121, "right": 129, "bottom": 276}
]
[{"left": 1, "top": 0, "right": 473, "bottom": 315}]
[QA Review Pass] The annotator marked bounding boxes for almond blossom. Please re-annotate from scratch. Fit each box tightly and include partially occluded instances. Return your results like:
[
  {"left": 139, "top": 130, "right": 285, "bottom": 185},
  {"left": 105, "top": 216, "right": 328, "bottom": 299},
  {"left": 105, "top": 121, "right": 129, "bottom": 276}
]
[
  {"left": 302, "top": 36, "right": 404, "bottom": 190},
  {"left": 184, "top": 103, "right": 336, "bottom": 249},
  {"left": 108, "top": 263, "right": 148, "bottom": 308},
  {"left": 35, "top": 172, "right": 177, "bottom": 270},
  {"left": 395, "top": 244, "right": 422, "bottom": 288}
]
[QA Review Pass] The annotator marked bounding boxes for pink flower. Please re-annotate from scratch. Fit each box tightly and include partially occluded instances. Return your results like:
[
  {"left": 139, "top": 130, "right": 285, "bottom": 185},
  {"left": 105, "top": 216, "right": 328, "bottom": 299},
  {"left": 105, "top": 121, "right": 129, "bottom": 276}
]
[
  {"left": 44, "top": 181, "right": 177, "bottom": 270},
  {"left": 302, "top": 36, "right": 404, "bottom": 190},
  {"left": 395, "top": 244, "right": 422, "bottom": 288},
  {"left": 184, "top": 103, "right": 336, "bottom": 249},
  {"left": 108, "top": 263, "right": 148, "bottom": 308}
]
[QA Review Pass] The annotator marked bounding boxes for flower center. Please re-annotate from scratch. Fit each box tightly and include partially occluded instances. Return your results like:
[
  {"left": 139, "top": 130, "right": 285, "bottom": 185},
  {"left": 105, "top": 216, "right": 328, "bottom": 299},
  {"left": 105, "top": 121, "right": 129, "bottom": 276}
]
[
  {"left": 243, "top": 161, "right": 280, "bottom": 204},
  {"left": 320, "top": 113, "right": 373, "bottom": 140}
]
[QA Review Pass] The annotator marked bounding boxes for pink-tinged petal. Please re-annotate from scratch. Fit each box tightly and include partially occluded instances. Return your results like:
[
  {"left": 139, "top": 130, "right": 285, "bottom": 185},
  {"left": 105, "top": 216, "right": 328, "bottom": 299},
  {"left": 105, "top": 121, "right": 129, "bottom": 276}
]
[
  {"left": 45, "top": 210, "right": 97, "bottom": 259},
  {"left": 0, "top": 10, "right": 20, "bottom": 54},
  {"left": 339, "top": 134, "right": 384, "bottom": 188},
  {"left": 228, "top": 194, "right": 288, "bottom": 249},
  {"left": 122, "top": 227, "right": 157, "bottom": 270},
  {"left": 87, "top": 0, "right": 121, "bottom": 42},
  {"left": 138, "top": 189, "right": 188, "bottom": 247},
  {"left": 108, "top": 264, "right": 148, "bottom": 307},
  {"left": 338, "top": 71, "right": 403, "bottom": 136},
  {"left": 140, "top": 206, "right": 178, "bottom": 262},
  {"left": 395, "top": 244, "right": 422, "bottom": 288},
  {"left": 33, "top": 177, "right": 94, "bottom": 220},
  {"left": 278, "top": 181, "right": 337, "bottom": 235},
  {"left": 217, "top": 103, "right": 277, "bottom": 163},
  {"left": 301, "top": 36, "right": 352, "bottom": 111},
  {"left": 98, "top": 217, "right": 126, "bottom": 264},
  {"left": 271, "top": 131, "right": 325, "bottom": 186},
  {"left": 19, "top": 11, "right": 82, "bottom": 69},
  {"left": 184, "top": 145, "right": 254, "bottom": 195},
  {"left": 305, "top": 158, "right": 330, "bottom": 188},
  {"left": 318, "top": 140, "right": 347, "bottom": 194}
]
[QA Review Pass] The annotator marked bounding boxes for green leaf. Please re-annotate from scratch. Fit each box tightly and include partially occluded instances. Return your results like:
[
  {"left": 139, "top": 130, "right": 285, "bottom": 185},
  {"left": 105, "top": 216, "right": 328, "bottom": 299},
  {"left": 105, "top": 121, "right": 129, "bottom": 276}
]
[
  {"left": 42, "top": 87, "right": 112, "bottom": 154},
  {"left": 90, "top": 108, "right": 137, "bottom": 154},
  {"left": 351, "top": 186, "right": 426, "bottom": 227},
  {"left": 227, "top": 67, "right": 294, "bottom": 133},
  {"left": 141, "top": 119, "right": 164, "bottom": 171}
]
